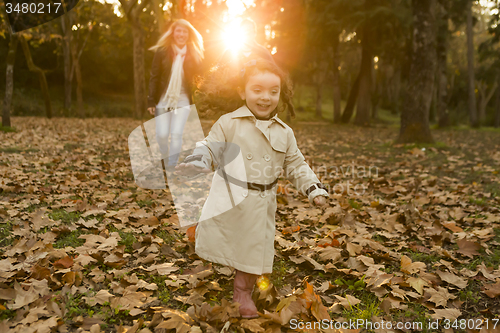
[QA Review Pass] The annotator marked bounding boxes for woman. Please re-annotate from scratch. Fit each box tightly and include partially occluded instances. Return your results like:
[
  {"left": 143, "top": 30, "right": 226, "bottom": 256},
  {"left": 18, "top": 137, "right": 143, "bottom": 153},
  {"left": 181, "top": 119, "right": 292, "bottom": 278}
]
[{"left": 147, "top": 19, "right": 204, "bottom": 166}]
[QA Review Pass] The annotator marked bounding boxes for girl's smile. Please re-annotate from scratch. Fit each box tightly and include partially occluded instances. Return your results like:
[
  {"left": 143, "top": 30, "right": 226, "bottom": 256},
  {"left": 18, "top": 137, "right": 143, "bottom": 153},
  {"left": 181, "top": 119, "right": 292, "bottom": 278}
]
[{"left": 239, "top": 71, "right": 281, "bottom": 119}]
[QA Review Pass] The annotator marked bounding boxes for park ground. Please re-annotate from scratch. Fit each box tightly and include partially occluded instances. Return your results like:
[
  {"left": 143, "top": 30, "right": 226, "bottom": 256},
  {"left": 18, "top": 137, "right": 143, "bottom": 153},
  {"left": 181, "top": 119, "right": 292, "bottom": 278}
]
[{"left": 0, "top": 105, "right": 499, "bottom": 332}]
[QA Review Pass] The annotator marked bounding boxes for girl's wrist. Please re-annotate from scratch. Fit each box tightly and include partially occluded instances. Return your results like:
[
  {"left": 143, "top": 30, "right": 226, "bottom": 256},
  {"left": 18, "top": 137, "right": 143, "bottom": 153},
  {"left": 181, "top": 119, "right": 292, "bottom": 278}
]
[{"left": 307, "top": 187, "right": 329, "bottom": 204}]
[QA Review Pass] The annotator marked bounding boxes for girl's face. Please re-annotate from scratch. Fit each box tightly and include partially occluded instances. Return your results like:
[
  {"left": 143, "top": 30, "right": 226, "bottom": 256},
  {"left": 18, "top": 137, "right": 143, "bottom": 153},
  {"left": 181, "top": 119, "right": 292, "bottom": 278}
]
[
  {"left": 173, "top": 26, "right": 189, "bottom": 47},
  {"left": 239, "top": 71, "right": 281, "bottom": 119}
]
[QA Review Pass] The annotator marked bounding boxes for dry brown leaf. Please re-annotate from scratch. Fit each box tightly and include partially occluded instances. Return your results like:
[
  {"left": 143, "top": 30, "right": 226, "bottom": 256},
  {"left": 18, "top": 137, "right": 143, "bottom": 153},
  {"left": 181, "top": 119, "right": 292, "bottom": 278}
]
[
  {"left": 482, "top": 281, "right": 500, "bottom": 298},
  {"left": 407, "top": 277, "right": 429, "bottom": 295},
  {"left": 456, "top": 238, "right": 481, "bottom": 258},
  {"left": 317, "top": 247, "right": 342, "bottom": 263},
  {"left": 426, "top": 287, "right": 456, "bottom": 307},
  {"left": 401, "top": 255, "right": 426, "bottom": 274},
  {"left": 53, "top": 255, "right": 74, "bottom": 269},
  {"left": 431, "top": 308, "right": 462, "bottom": 320},
  {"left": 441, "top": 222, "right": 464, "bottom": 233},
  {"left": 436, "top": 270, "right": 468, "bottom": 289}
]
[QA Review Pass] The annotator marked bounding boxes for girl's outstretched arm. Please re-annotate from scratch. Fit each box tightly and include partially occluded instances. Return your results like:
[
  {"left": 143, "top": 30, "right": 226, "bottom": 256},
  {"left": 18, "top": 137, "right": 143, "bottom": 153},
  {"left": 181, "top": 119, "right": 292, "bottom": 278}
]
[
  {"left": 181, "top": 117, "right": 227, "bottom": 171},
  {"left": 283, "top": 130, "right": 329, "bottom": 204}
]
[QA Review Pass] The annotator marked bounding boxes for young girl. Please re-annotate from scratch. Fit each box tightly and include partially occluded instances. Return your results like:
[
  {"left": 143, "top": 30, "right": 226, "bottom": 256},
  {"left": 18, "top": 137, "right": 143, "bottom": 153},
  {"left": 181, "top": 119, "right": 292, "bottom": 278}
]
[{"left": 176, "top": 59, "right": 329, "bottom": 318}]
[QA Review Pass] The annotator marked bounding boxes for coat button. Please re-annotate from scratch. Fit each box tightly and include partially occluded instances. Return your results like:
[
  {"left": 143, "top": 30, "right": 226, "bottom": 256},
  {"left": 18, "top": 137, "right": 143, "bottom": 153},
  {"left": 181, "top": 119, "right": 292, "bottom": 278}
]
[
  {"left": 264, "top": 154, "right": 271, "bottom": 161},
  {"left": 242, "top": 190, "right": 248, "bottom": 197},
  {"left": 260, "top": 192, "right": 266, "bottom": 198},
  {"left": 246, "top": 153, "right": 253, "bottom": 160}
]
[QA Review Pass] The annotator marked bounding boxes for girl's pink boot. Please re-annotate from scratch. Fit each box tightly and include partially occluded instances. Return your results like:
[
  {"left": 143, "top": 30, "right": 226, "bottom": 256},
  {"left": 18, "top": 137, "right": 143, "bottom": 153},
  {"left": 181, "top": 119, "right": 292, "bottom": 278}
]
[{"left": 233, "top": 270, "right": 259, "bottom": 318}]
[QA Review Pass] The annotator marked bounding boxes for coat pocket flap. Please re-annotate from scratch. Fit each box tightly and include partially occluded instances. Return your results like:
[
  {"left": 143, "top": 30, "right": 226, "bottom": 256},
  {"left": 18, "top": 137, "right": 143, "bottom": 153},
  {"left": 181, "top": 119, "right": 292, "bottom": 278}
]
[{"left": 270, "top": 134, "right": 287, "bottom": 153}]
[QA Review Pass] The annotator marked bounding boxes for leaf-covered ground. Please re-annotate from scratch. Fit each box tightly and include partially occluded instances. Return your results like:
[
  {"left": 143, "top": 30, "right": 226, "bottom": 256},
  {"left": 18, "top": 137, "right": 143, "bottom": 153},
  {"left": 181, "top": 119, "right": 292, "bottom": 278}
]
[{"left": 0, "top": 117, "right": 499, "bottom": 333}]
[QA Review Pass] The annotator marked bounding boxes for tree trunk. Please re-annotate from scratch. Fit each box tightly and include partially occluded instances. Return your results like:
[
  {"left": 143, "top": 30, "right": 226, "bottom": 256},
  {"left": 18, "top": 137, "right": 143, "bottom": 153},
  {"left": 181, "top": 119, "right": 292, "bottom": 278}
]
[
  {"left": 466, "top": 0, "right": 478, "bottom": 127},
  {"left": 120, "top": 0, "right": 150, "bottom": 119},
  {"left": 430, "top": 78, "right": 437, "bottom": 122},
  {"left": 132, "top": 23, "right": 147, "bottom": 118},
  {"left": 61, "top": 15, "right": 72, "bottom": 113},
  {"left": 477, "top": 80, "right": 498, "bottom": 125},
  {"left": 3, "top": 33, "right": 18, "bottom": 128},
  {"left": 436, "top": 0, "right": 450, "bottom": 127},
  {"left": 332, "top": 32, "right": 341, "bottom": 124},
  {"left": 19, "top": 34, "right": 52, "bottom": 119},
  {"left": 151, "top": 0, "right": 166, "bottom": 32},
  {"left": 371, "top": 60, "right": 381, "bottom": 120},
  {"left": 397, "top": 0, "right": 436, "bottom": 143},
  {"left": 354, "top": 35, "right": 372, "bottom": 126},
  {"left": 392, "top": 65, "right": 402, "bottom": 115},
  {"left": 495, "top": 76, "right": 500, "bottom": 128},
  {"left": 315, "top": 83, "right": 322, "bottom": 118},
  {"left": 341, "top": 74, "right": 360, "bottom": 123},
  {"left": 70, "top": 43, "right": 84, "bottom": 118}
]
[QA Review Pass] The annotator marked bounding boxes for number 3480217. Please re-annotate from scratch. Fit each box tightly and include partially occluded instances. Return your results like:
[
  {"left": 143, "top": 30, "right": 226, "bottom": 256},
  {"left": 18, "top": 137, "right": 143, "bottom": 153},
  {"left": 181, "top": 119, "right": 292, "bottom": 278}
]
[
  {"left": 6, "top": 2, "right": 61, "bottom": 14},
  {"left": 442, "top": 318, "right": 499, "bottom": 330}
]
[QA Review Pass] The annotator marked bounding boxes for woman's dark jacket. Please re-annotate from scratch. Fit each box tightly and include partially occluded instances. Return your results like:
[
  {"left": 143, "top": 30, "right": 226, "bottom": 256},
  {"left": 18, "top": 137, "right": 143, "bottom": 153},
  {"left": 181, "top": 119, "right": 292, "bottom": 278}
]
[{"left": 147, "top": 46, "right": 200, "bottom": 108}]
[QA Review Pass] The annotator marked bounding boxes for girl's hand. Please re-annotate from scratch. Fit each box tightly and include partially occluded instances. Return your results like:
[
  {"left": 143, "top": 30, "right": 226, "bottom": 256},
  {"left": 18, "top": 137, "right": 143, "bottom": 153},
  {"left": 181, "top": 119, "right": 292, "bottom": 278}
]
[
  {"left": 175, "top": 163, "right": 211, "bottom": 177},
  {"left": 313, "top": 196, "right": 327, "bottom": 206},
  {"left": 148, "top": 107, "right": 156, "bottom": 116}
]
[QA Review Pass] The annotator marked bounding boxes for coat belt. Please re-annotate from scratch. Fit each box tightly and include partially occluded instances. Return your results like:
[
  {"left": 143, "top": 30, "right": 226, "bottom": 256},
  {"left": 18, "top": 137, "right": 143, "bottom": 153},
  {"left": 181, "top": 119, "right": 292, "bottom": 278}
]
[{"left": 218, "top": 168, "right": 278, "bottom": 191}]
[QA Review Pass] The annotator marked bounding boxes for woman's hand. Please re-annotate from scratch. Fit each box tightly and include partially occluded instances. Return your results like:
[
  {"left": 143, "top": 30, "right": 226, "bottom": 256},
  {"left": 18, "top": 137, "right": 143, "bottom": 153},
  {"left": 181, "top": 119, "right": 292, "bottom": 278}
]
[
  {"left": 175, "top": 163, "right": 211, "bottom": 177},
  {"left": 148, "top": 107, "right": 156, "bottom": 116},
  {"left": 313, "top": 196, "right": 327, "bottom": 206}
]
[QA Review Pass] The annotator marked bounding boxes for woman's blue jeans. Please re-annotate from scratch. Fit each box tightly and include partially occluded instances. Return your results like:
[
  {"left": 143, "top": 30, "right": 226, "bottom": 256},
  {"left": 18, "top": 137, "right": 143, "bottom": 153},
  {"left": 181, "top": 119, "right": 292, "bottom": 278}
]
[{"left": 155, "top": 106, "right": 190, "bottom": 166}]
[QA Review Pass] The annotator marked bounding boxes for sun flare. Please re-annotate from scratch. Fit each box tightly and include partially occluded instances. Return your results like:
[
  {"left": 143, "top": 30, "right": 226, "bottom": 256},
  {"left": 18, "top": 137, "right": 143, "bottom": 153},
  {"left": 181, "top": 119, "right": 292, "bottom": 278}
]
[{"left": 222, "top": 19, "right": 247, "bottom": 52}]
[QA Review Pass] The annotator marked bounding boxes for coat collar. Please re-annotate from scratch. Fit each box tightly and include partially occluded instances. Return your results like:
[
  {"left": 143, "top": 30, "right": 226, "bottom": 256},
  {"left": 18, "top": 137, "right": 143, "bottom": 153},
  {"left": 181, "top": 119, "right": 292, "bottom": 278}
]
[{"left": 231, "top": 105, "right": 287, "bottom": 128}]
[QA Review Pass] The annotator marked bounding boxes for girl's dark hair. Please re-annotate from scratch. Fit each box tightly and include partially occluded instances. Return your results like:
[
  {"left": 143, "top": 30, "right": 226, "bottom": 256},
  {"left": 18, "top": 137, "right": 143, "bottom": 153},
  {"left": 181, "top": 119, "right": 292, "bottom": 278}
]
[{"left": 195, "top": 59, "right": 295, "bottom": 119}]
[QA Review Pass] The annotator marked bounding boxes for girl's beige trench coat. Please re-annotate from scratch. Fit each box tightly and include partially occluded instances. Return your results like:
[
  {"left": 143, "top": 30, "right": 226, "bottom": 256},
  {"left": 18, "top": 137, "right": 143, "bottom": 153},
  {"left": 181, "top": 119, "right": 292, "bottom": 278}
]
[{"left": 186, "top": 105, "right": 329, "bottom": 275}]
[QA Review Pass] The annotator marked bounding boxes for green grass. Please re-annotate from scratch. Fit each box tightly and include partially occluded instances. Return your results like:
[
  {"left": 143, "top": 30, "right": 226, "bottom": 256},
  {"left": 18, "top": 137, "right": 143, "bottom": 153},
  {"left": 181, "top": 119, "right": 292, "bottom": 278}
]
[
  {"left": 155, "top": 229, "right": 180, "bottom": 246},
  {"left": 403, "top": 249, "right": 441, "bottom": 265},
  {"left": 270, "top": 257, "right": 292, "bottom": 289},
  {"left": 459, "top": 280, "right": 482, "bottom": 305},
  {"left": 348, "top": 199, "right": 362, "bottom": 210},
  {"left": 9, "top": 86, "right": 135, "bottom": 118},
  {"left": 62, "top": 291, "right": 133, "bottom": 327},
  {"left": 0, "top": 146, "right": 39, "bottom": 153},
  {"left": 64, "top": 292, "right": 91, "bottom": 318},
  {"left": 0, "top": 308, "right": 17, "bottom": 321},
  {"left": 468, "top": 196, "right": 489, "bottom": 207},
  {"left": 0, "top": 221, "right": 13, "bottom": 249},
  {"left": 432, "top": 123, "right": 500, "bottom": 133},
  {"left": 392, "top": 303, "right": 434, "bottom": 332},
  {"left": 54, "top": 229, "right": 89, "bottom": 249},
  {"left": 64, "top": 143, "right": 83, "bottom": 151},
  {"left": 49, "top": 209, "right": 82, "bottom": 225},
  {"left": 399, "top": 141, "right": 449, "bottom": 150},
  {"left": 341, "top": 292, "right": 381, "bottom": 323},
  {"left": 108, "top": 225, "right": 137, "bottom": 253},
  {"left": 137, "top": 200, "right": 154, "bottom": 208},
  {"left": 0, "top": 147, "right": 23, "bottom": 153},
  {"left": 457, "top": 229, "right": 500, "bottom": 271},
  {"left": 0, "top": 125, "right": 17, "bottom": 133},
  {"left": 147, "top": 275, "right": 171, "bottom": 304},
  {"left": 281, "top": 85, "right": 398, "bottom": 125}
]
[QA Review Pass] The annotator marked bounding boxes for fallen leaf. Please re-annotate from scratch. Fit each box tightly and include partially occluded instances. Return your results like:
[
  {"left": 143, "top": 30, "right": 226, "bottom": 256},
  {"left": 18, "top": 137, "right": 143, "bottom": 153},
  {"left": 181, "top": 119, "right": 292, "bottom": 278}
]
[
  {"left": 482, "top": 281, "right": 500, "bottom": 298},
  {"left": 401, "top": 255, "right": 426, "bottom": 274},
  {"left": 431, "top": 308, "right": 462, "bottom": 320},
  {"left": 53, "top": 256, "right": 74, "bottom": 269},
  {"left": 407, "top": 277, "right": 429, "bottom": 295},
  {"left": 426, "top": 287, "right": 456, "bottom": 307},
  {"left": 457, "top": 238, "right": 481, "bottom": 258},
  {"left": 436, "top": 270, "right": 468, "bottom": 289}
]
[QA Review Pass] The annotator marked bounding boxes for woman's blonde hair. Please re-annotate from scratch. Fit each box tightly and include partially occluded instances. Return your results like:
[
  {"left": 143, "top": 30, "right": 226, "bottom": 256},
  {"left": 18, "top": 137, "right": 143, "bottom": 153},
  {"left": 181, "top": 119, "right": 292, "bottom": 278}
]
[{"left": 149, "top": 19, "right": 204, "bottom": 64}]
